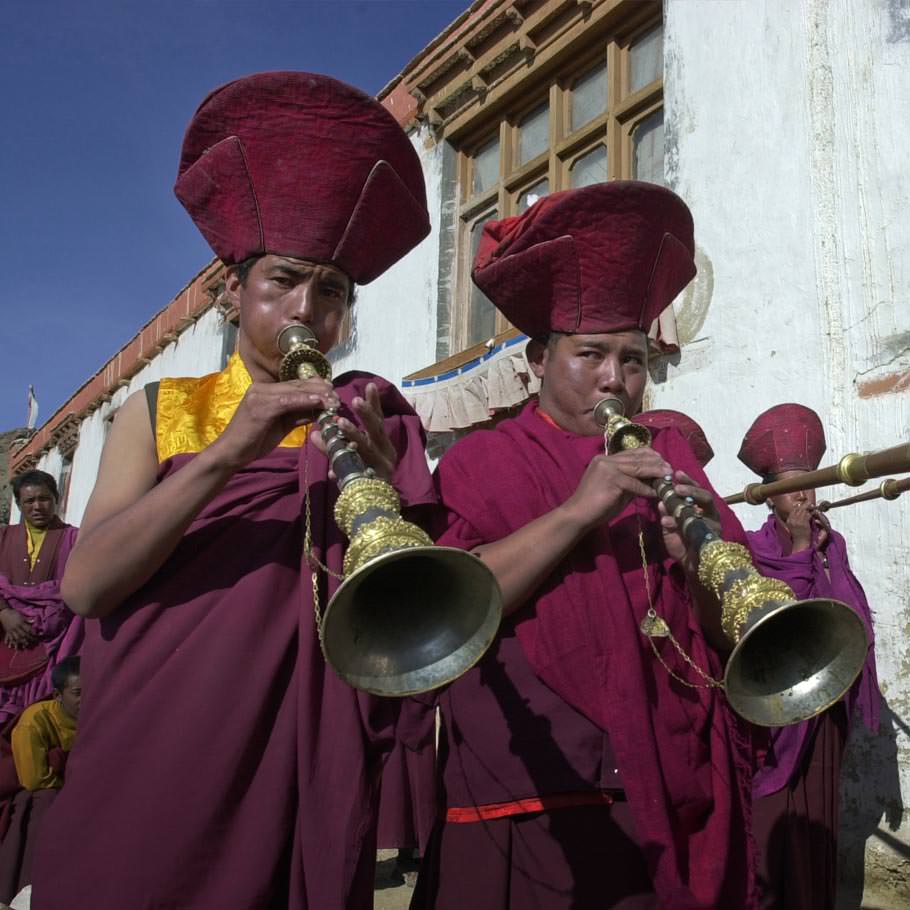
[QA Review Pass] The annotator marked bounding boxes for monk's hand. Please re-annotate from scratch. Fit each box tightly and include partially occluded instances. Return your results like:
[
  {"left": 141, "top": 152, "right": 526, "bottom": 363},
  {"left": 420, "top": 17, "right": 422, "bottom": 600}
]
[
  {"left": 809, "top": 506, "right": 831, "bottom": 552},
  {"left": 210, "top": 378, "right": 340, "bottom": 470},
  {"left": 0, "top": 608, "right": 37, "bottom": 650},
  {"left": 562, "top": 447, "right": 672, "bottom": 533},
  {"left": 784, "top": 500, "right": 814, "bottom": 552},
  {"left": 658, "top": 470, "right": 721, "bottom": 574},
  {"left": 311, "top": 383, "right": 397, "bottom": 482}
]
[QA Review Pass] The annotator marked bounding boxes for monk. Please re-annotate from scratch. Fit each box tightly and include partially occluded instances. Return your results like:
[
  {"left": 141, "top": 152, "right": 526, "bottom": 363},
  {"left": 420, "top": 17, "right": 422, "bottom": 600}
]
[
  {"left": 0, "top": 657, "right": 81, "bottom": 903},
  {"left": 738, "top": 404, "right": 880, "bottom": 910},
  {"left": 31, "top": 72, "right": 435, "bottom": 909},
  {"left": 0, "top": 471, "right": 81, "bottom": 726},
  {"left": 412, "top": 182, "right": 755, "bottom": 910},
  {"left": 11, "top": 655, "right": 80, "bottom": 792}
]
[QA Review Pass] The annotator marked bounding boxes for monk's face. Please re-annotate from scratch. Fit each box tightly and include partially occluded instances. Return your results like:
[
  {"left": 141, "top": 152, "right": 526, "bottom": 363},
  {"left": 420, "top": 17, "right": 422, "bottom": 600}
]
[
  {"left": 767, "top": 470, "right": 816, "bottom": 521},
  {"left": 57, "top": 674, "right": 81, "bottom": 721},
  {"left": 227, "top": 255, "right": 352, "bottom": 383},
  {"left": 529, "top": 331, "right": 649, "bottom": 436},
  {"left": 17, "top": 484, "right": 57, "bottom": 529}
]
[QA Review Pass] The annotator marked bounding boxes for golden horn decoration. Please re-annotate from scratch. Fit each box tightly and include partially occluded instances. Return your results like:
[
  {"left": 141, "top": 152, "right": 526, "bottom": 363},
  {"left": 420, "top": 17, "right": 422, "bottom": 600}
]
[
  {"left": 817, "top": 475, "right": 910, "bottom": 512},
  {"left": 723, "top": 441, "right": 910, "bottom": 505},
  {"left": 593, "top": 397, "right": 869, "bottom": 728},
  {"left": 277, "top": 324, "right": 503, "bottom": 697}
]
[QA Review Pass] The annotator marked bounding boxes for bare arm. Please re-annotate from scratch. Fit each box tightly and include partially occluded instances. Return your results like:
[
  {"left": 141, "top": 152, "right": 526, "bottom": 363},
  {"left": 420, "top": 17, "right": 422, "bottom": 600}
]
[
  {"left": 60, "top": 390, "right": 235, "bottom": 618},
  {"left": 62, "top": 377, "right": 343, "bottom": 619}
]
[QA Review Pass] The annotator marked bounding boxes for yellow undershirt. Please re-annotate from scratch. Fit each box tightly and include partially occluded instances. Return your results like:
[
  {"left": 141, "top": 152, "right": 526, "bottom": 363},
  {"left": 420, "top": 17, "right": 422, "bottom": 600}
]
[
  {"left": 24, "top": 521, "right": 48, "bottom": 570},
  {"left": 155, "top": 352, "right": 310, "bottom": 461}
]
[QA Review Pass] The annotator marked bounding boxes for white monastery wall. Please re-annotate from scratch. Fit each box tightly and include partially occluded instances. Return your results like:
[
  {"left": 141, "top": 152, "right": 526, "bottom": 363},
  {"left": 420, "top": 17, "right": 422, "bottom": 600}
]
[
  {"left": 331, "top": 126, "right": 442, "bottom": 385},
  {"left": 663, "top": 2, "right": 910, "bottom": 905},
  {"left": 11, "top": 308, "right": 226, "bottom": 528}
]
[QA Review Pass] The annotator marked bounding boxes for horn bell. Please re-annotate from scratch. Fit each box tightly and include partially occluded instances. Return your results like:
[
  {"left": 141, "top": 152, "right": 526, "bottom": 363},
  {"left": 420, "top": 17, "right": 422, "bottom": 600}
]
[
  {"left": 320, "top": 546, "right": 503, "bottom": 697},
  {"left": 724, "top": 596, "right": 869, "bottom": 727}
]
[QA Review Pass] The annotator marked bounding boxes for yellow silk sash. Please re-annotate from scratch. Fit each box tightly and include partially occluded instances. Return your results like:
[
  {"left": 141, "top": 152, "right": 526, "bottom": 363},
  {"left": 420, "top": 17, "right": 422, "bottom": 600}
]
[{"left": 155, "top": 353, "right": 309, "bottom": 461}]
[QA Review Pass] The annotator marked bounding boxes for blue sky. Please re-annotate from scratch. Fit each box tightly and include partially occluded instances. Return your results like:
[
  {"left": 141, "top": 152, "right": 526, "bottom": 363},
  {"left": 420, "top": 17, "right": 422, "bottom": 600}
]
[{"left": 0, "top": 0, "right": 469, "bottom": 431}]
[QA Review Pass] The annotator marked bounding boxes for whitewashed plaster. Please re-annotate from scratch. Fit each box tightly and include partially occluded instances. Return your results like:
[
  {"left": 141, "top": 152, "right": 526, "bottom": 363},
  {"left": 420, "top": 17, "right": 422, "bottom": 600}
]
[
  {"left": 14, "top": 308, "right": 227, "bottom": 528},
  {"left": 662, "top": 2, "right": 910, "bottom": 905},
  {"left": 330, "top": 125, "right": 442, "bottom": 385}
]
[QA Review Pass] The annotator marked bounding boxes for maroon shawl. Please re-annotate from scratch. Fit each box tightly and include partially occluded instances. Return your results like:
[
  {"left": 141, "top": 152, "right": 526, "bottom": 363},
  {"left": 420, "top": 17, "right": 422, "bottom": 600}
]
[
  {"left": 434, "top": 401, "right": 755, "bottom": 910},
  {"left": 0, "top": 521, "right": 82, "bottom": 724},
  {"left": 747, "top": 516, "right": 880, "bottom": 797},
  {"left": 32, "top": 373, "right": 435, "bottom": 910}
]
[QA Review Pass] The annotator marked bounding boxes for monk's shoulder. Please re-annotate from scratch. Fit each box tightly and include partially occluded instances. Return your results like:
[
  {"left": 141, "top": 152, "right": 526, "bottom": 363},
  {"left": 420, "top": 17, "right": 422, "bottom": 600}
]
[
  {"left": 15, "top": 699, "right": 49, "bottom": 729},
  {"left": 442, "top": 425, "right": 512, "bottom": 464}
]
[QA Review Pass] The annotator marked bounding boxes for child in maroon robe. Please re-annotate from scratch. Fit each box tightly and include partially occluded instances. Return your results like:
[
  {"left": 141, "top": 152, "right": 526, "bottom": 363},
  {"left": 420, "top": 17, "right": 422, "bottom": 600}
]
[
  {"left": 412, "top": 183, "right": 755, "bottom": 910},
  {"left": 31, "top": 73, "right": 436, "bottom": 909},
  {"left": 738, "top": 404, "right": 880, "bottom": 910}
]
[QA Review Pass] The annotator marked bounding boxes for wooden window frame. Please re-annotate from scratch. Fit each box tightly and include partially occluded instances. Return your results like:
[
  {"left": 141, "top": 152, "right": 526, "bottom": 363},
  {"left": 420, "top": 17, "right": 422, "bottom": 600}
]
[{"left": 450, "top": 14, "right": 664, "bottom": 355}]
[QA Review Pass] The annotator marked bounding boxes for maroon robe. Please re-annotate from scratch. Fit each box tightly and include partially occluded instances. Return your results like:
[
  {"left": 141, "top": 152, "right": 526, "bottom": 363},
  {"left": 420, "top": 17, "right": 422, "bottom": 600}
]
[
  {"left": 31, "top": 373, "right": 436, "bottom": 910},
  {"left": 0, "top": 520, "right": 82, "bottom": 724},
  {"left": 416, "top": 402, "right": 755, "bottom": 910},
  {"left": 376, "top": 718, "right": 436, "bottom": 853},
  {"left": 747, "top": 516, "right": 880, "bottom": 909}
]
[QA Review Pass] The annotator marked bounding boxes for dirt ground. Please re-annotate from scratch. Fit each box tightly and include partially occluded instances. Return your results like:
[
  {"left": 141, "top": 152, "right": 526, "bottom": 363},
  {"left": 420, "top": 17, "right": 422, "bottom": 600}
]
[{"left": 374, "top": 849, "right": 418, "bottom": 910}]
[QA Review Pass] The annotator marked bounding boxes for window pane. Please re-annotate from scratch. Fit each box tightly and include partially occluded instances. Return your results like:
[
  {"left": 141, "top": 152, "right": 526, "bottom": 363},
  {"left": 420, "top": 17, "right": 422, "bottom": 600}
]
[
  {"left": 517, "top": 178, "right": 549, "bottom": 213},
  {"left": 633, "top": 109, "right": 664, "bottom": 186},
  {"left": 570, "top": 145, "right": 607, "bottom": 188},
  {"left": 472, "top": 136, "right": 500, "bottom": 195},
  {"left": 518, "top": 102, "right": 549, "bottom": 166},
  {"left": 467, "top": 215, "right": 498, "bottom": 345},
  {"left": 630, "top": 25, "right": 663, "bottom": 92},
  {"left": 571, "top": 63, "right": 608, "bottom": 131}
]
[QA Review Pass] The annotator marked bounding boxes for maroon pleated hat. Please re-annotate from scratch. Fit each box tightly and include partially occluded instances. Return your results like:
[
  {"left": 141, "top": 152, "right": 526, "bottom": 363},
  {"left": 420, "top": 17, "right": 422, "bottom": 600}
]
[
  {"left": 637, "top": 409, "right": 714, "bottom": 467},
  {"left": 738, "top": 404, "right": 826, "bottom": 478},
  {"left": 471, "top": 181, "right": 696, "bottom": 339},
  {"left": 174, "top": 72, "right": 430, "bottom": 284}
]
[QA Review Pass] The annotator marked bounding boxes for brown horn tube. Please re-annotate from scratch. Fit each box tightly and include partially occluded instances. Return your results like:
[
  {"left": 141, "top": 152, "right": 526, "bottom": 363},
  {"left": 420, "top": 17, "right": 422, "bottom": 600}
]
[
  {"left": 817, "top": 475, "right": 910, "bottom": 512},
  {"left": 723, "top": 441, "right": 910, "bottom": 505}
]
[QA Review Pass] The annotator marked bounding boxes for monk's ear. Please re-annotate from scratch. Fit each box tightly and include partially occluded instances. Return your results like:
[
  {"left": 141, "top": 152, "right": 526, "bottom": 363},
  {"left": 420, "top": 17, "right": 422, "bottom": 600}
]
[
  {"left": 526, "top": 338, "right": 547, "bottom": 380},
  {"left": 223, "top": 266, "right": 243, "bottom": 308}
]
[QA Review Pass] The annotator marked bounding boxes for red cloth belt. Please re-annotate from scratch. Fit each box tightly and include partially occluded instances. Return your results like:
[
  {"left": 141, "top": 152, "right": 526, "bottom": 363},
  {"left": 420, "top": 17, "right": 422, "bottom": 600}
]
[{"left": 444, "top": 790, "right": 624, "bottom": 823}]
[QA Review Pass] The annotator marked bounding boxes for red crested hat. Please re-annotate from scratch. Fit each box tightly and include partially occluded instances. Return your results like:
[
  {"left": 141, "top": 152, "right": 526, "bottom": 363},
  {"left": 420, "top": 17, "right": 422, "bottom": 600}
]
[
  {"left": 471, "top": 181, "right": 696, "bottom": 339},
  {"left": 174, "top": 72, "right": 430, "bottom": 284},
  {"left": 637, "top": 409, "right": 714, "bottom": 467},
  {"left": 738, "top": 404, "right": 826, "bottom": 477}
]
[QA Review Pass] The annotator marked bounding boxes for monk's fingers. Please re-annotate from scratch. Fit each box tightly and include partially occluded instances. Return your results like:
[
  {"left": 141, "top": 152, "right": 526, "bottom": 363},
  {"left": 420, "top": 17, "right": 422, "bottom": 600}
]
[
  {"left": 309, "top": 428, "right": 327, "bottom": 455},
  {"left": 612, "top": 473, "right": 658, "bottom": 499},
  {"left": 338, "top": 414, "right": 396, "bottom": 466},
  {"left": 609, "top": 448, "right": 673, "bottom": 477},
  {"left": 353, "top": 392, "right": 396, "bottom": 456}
]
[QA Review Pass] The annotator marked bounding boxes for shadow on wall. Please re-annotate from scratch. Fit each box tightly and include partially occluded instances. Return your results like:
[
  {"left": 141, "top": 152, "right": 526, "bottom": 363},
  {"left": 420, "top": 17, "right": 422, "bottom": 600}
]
[{"left": 837, "top": 699, "right": 908, "bottom": 910}]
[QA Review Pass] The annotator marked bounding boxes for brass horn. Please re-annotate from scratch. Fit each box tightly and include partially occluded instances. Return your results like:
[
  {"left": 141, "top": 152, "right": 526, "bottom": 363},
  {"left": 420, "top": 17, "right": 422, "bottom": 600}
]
[
  {"left": 818, "top": 476, "right": 910, "bottom": 512},
  {"left": 277, "top": 324, "right": 503, "bottom": 697},
  {"left": 593, "top": 397, "right": 868, "bottom": 728},
  {"left": 723, "top": 442, "right": 910, "bottom": 505}
]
